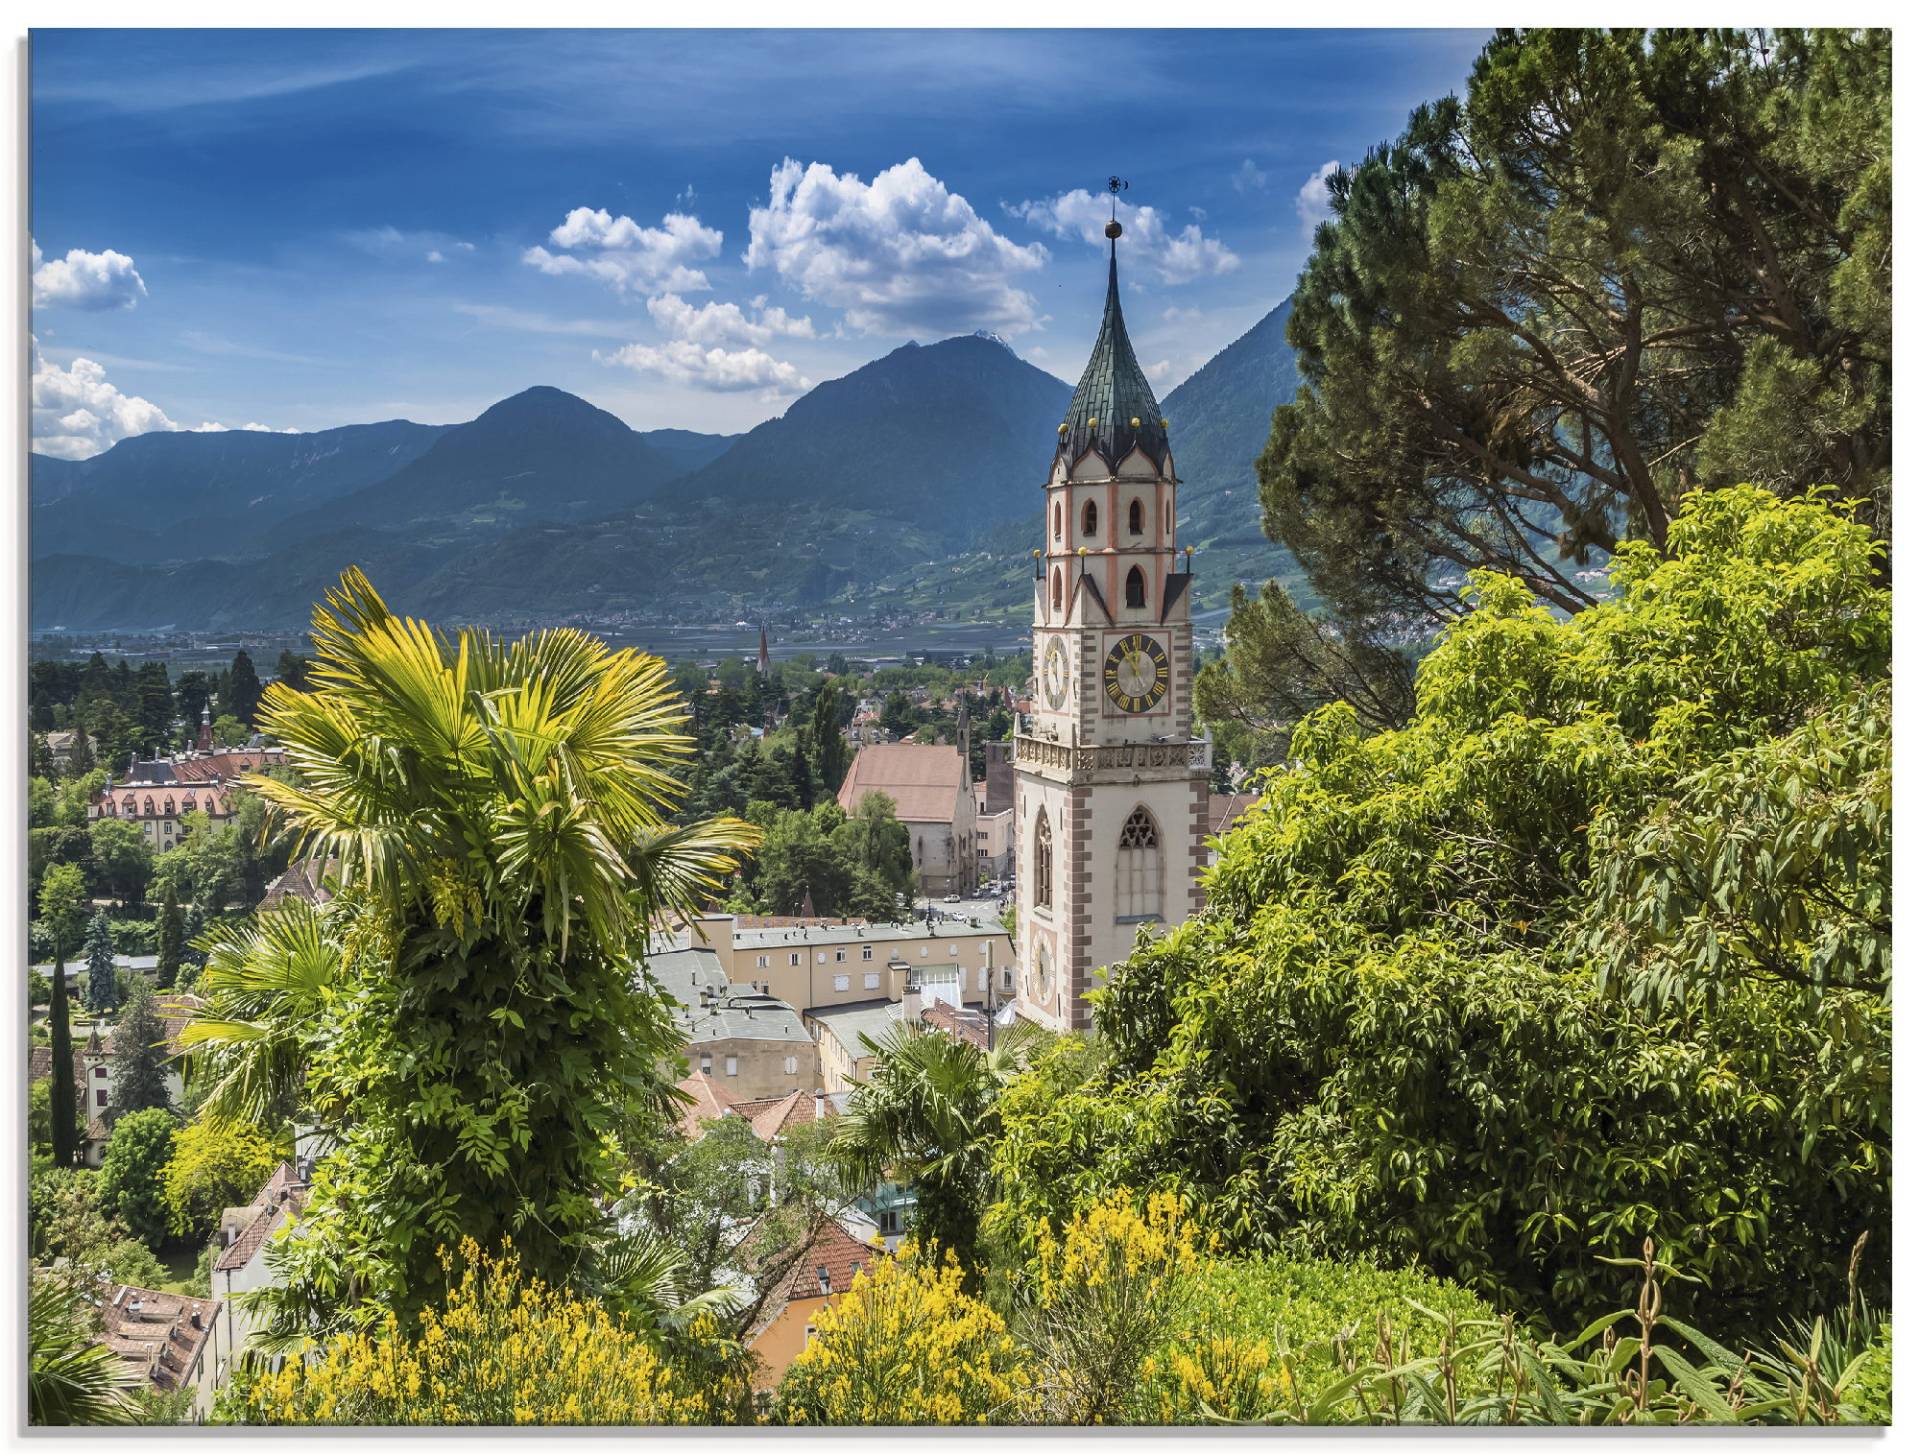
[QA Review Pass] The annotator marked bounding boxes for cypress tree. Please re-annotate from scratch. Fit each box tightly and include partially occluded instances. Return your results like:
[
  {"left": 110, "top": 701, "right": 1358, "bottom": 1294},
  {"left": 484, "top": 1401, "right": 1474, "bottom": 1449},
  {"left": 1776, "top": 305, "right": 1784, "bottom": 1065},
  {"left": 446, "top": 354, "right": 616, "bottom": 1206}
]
[
  {"left": 83, "top": 911, "right": 119, "bottom": 1016},
  {"left": 38, "top": 863, "right": 88, "bottom": 1168},
  {"left": 68, "top": 726, "right": 94, "bottom": 775},
  {"left": 228, "top": 651, "right": 263, "bottom": 726},
  {"left": 154, "top": 883, "right": 183, "bottom": 991}
]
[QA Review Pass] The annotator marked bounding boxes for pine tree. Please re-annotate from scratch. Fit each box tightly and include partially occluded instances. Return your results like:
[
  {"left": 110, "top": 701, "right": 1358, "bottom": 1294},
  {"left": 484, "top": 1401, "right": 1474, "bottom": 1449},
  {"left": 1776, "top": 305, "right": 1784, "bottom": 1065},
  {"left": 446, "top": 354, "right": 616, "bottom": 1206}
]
[
  {"left": 790, "top": 731, "right": 816, "bottom": 810},
  {"left": 812, "top": 680, "right": 850, "bottom": 797},
  {"left": 107, "top": 980, "right": 171, "bottom": 1122},
  {"left": 154, "top": 883, "right": 182, "bottom": 991},
  {"left": 82, "top": 912, "right": 119, "bottom": 1016},
  {"left": 68, "top": 726, "right": 94, "bottom": 775},
  {"left": 227, "top": 651, "right": 263, "bottom": 726}
]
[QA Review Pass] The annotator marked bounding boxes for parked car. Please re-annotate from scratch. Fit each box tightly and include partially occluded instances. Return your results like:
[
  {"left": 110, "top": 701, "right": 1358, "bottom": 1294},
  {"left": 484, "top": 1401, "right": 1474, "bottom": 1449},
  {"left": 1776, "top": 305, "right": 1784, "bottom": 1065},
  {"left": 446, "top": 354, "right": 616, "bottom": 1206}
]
[{"left": 943, "top": 893, "right": 962, "bottom": 903}]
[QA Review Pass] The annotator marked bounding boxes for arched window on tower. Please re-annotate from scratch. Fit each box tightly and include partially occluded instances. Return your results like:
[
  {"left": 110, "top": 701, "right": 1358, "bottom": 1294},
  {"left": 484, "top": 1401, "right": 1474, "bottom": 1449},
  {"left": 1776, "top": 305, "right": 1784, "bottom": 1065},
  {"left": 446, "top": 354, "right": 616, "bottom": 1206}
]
[
  {"left": 1165, "top": 500, "right": 1173, "bottom": 536},
  {"left": 1033, "top": 811, "right": 1053, "bottom": 910},
  {"left": 1053, "top": 500, "right": 1063, "bottom": 542},
  {"left": 1117, "top": 807, "right": 1162, "bottom": 920},
  {"left": 1051, "top": 567, "right": 1063, "bottom": 612},
  {"left": 1125, "top": 566, "right": 1147, "bottom": 610},
  {"left": 1082, "top": 500, "right": 1098, "bottom": 537},
  {"left": 1128, "top": 498, "right": 1144, "bottom": 535}
]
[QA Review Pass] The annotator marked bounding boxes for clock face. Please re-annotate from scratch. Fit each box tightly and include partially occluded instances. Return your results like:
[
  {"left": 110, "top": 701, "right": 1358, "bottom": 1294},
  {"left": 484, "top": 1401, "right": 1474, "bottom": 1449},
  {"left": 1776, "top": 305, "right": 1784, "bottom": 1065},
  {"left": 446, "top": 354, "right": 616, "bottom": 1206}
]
[
  {"left": 1103, "top": 633, "right": 1171, "bottom": 714},
  {"left": 1042, "top": 637, "right": 1070, "bottom": 710}
]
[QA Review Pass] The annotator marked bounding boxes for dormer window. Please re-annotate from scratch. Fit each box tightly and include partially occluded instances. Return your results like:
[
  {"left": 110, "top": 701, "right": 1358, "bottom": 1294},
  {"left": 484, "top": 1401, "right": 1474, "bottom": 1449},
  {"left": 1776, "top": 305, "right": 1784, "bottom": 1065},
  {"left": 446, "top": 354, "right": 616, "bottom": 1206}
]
[{"left": 816, "top": 1265, "right": 832, "bottom": 1295}]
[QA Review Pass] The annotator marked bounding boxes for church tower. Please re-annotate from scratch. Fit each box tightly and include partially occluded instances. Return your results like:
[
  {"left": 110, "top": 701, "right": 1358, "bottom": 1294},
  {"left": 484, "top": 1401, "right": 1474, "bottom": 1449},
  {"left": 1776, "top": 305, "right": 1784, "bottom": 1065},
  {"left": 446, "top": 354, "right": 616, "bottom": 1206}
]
[{"left": 1014, "top": 218, "right": 1209, "bottom": 1031}]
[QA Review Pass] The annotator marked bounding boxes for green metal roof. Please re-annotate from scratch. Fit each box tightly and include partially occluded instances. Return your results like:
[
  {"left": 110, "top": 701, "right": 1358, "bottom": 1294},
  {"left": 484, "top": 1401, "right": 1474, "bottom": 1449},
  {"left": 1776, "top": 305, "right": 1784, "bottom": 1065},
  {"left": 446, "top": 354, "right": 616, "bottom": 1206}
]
[{"left": 1056, "top": 243, "right": 1169, "bottom": 475}]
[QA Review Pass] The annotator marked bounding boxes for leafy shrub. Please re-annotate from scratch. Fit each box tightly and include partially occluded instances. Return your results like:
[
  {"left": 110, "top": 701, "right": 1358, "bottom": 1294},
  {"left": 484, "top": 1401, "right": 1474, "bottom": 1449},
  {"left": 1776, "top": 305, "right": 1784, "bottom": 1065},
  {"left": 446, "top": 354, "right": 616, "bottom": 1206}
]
[
  {"left": 161, "top": 1118, "right": 283, "bottom": 1241},
  {"left": 776, "top": 1250, "right": 1030, "bottom": 1425},
  {"left": 97, "top": 1107, "right": 178, "bottom": 1249},
  {"left": 228, "top": 1239, "right": 715, "bottom": 1425},
  {"left": 28, "top": 1168, "right": 167, "bottom": 1288}
]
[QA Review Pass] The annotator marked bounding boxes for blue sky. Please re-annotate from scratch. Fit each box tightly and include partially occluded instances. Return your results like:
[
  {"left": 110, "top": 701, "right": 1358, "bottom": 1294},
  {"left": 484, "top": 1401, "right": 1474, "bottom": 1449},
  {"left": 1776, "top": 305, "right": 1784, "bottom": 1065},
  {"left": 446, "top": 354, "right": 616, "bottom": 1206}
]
[{"left": 29, "top": 27, "right": 1489, "bottom": 456}]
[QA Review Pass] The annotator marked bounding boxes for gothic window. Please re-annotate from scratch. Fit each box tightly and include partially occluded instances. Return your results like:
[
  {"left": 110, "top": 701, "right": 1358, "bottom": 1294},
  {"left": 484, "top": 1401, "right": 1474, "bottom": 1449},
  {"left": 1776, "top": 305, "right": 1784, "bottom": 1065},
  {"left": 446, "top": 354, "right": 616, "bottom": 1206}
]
[
  {"left": 1053, "top": 500, "right": 1063, "bottom": 541},
  {"left": 1033, "top": 811, "right": 1053, "bottom": 909},
  {"left": 1051, "top": 567, "right": 1063, "bottom": 611},
  {"left": 1125, "top": 566, "right": 1147, "bottom": 610},
  {"left": 1082, "top": 500, "right": 1098, "bottom": 537},
  {"left": 1117, "top": 807, "right": 1163, "bottom": 920},
  {"left": 1165, "top": 500, "right": 1173, "bottom": 535},
  {"left": 1128, "top": 498, "right": 1144, "bottom": 535}
]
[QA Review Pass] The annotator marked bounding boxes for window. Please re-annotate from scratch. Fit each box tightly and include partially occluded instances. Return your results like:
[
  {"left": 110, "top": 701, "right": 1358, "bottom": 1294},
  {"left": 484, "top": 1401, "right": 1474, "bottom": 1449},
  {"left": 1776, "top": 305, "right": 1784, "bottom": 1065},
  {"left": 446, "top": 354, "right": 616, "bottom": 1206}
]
[
  {"left": 1001, "top": 966, "right": 1015, "bottom": 991},
  {"left": 1165, "top": 500, "right": 1173, "bottom": 535},
  {"left": 97, "top": 1089, "right": 108, "bottom": 1107},
  {"left": 1053, "top": 499, "right": 1063, "bottom": 541},
  {"left": 1051, "top": 567, "right": 1063, "bottom": 612},
  {"left": 804, "top": 1324, "right": 817, "bottom": 1346},
  {"left": 725, "top": 1056, "right": 738, "bottom": 1077},
  {"left": 700, "top": 1055, "right": 712, "bottom": 1075},
  {"left": 864, "top": 972, "right": 880, "bottom": 990},
  {"left": 182, "top": 797, "right": 196, "bottom": 813},
  {"left": 948, "top": 945, "right": 958, "bottom": 957},
  {"left": 834, "top": 974, "right": 850, "bottom": 991},
  {"left": 143, "top": 797, "right": 154, "bottom": 815},
  {"left": 784, "top": 1055, "right": 798, "bottom": 1076},
  {"left": 1033, "top": 811, "right": 1053, "bottom": 909},
  {"left": 1128, "top": 498, "right": 1144, "bottom": 535},
  {"left": 1118, "top": 807, "right": 1163, "bottom": 920},
  {"left": 919, "top": 947, "right": 929, "bottom": 959},
  {"left": 834, "top": 949, "right": 846, "bottom": 962},
  {"left": 93, "top": 1067, "right": 107, "bottom": 1079},
  {"left": 1082, "top": 499, "right": 1098, "bottom": 537},
  {"left": 1125, "top": 566, "right": 1147, "bottom": 610},
  {"left": 790, "top": 953, "right": 801, "bottom": 967},
  {"left": 979, "top": 942, "right": 990, "bottom": 953},
  {"left": 122, "top": 797, "right": 135, "bottom": 815},
  {"left": 978, "top": 966, "right": 988, "bottom": 991},
  {"left": 878, "top": 1208, "right": 901, "bottom": 1235},
  {"left": 861, "top": 946, "right": 873, "bottom": 960},
  {"left": 756, "top": 954, "right": 770, "bottom": 969},
  {"left": 164, "top": 798, "right": 175, "bottom": 815}
]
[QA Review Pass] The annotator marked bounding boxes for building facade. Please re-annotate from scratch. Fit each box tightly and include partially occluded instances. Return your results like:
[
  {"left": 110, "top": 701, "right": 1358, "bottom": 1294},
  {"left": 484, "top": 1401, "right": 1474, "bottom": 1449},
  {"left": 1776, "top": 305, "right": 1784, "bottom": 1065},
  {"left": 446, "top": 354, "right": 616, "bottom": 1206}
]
[
  {"left": 835, "top": 742, "right": 978, "bottom": 895},
  {"left": 1014, "top": 232, "right": 1210, "bottom": 1031}
]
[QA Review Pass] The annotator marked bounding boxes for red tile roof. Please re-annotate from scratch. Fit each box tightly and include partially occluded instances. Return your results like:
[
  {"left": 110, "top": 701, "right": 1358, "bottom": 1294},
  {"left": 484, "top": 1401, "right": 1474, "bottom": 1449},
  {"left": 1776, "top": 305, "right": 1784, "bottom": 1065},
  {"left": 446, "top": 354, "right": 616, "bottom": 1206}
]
[
  {"left": 214, "top": 1163, "right": 305, "bottom": 1273},
  {"left": 675, "top": 1071, "right": 739, "bottom": 1139},
  {"left": 99, "top": 1284, "right": 218, "bottom": 1394},
  {"left": 836, "top": 743, "right": 969, "bottom": 824},
  {"left": 1208, "top": 792, "right": 1261, "bottom": 836},
  {"left": 729, "top": 1088, "right": 839, "bottom": 1142}
]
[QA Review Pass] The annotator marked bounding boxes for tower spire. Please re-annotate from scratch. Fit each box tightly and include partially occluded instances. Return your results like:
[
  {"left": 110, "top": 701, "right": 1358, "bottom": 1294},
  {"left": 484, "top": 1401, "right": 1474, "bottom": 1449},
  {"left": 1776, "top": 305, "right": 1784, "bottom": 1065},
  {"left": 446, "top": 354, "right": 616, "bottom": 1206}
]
[{"left": 1056, "top": 180, "right": 1167, "bottom": 475}]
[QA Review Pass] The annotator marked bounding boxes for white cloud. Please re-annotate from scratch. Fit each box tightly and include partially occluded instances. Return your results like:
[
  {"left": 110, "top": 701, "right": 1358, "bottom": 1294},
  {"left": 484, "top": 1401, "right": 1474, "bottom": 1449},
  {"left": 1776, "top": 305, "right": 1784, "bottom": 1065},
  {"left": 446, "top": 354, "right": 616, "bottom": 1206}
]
[
  {"left": 525, "top": 206, "right": 723, "bottom": 296},
  {"left": 188, "top": 421, "right": 297, "bottom": 434},
  {"left": 1145, "top": 359, "right": 1174, "bottom": 383},
  {"left": 1005, "top": 192, "right": 1238, "bottom": 285},
  {"left": 646, "top": 292, "right": 815, "bottom": 348},
  {"left": 31, "top": 239, "right": 149, "bottom": 311},
  {"left": 425, "top": 250, "right": 446, "bottom": 264},
  {"left": 31, "top": 336, "right": 176, "bottom": 458},
  {"left": 31, "top": 337, "right": 290, "bottom": 459},
  {"left": 596, "top": 339, "right": 810, "bottom": 396},
  {"left": 1162, "top": 305, "right": 1202, "bottom": 324},
  {"left": 1296, "top": 161, "right": 1341, "bottom": 236},
  {"left": 745, "top": 157, "right": 1048, "bottom": 335},
  {"left": 1233, "top": 158, "right": 1270, "bottom": 194}
]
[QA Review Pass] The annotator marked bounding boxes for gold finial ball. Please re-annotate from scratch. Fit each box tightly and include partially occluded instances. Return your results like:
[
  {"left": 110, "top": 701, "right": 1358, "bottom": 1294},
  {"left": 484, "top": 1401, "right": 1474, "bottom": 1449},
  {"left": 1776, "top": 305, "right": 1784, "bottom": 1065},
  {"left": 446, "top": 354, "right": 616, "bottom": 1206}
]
[
  {"left": 1031, "top": 548, "right": 1042, "bottom": 558},
  {"left": 1105, "top": 220, "right": 1123, "bottom": 240},
  {"left": 1077, "top": 546, "right": 1089, "bottom": 556},
  {"left": 1184, "top": 544, "right": 1195, "bottom": 555},
  {"left": 1160, "top": 417, "right": 1169, "bottom": 428},
  {"left": 1087, "top": 417, "right": 1098, "bottom": 428},
  {"left": 1057, "top": 422, "right": 1068, "bottom": 434},
  {"left": 1129, "top": 415, "right": 1140, "bottom": 428}
]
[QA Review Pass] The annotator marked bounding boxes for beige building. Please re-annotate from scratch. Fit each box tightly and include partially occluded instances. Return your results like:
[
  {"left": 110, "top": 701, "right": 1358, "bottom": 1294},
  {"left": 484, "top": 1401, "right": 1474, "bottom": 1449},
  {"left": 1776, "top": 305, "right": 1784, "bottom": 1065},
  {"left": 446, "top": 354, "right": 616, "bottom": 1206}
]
[
  {"left": 1016, "top": 235, "right": 1212, "bottom": 1032},
  {"left": 207, "top": 1162, "right": 308, "bottom": 1389},
  {"left": 88, "top": 745, "right": 286, "bottom": 854},
  {"left": 675, "top": 987, "right": 819, "bottom": 1101},
  {"left": 663, "top": 916, "right": 1016, "bottom": 1012},
  {"left": 836, "top": 742, "right": 978, "bottom": 895}
]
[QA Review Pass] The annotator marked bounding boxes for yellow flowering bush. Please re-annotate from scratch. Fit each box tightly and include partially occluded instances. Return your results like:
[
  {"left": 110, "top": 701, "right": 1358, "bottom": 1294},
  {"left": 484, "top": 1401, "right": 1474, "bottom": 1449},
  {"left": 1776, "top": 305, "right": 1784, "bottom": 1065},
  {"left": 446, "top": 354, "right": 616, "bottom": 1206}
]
[
  {"left": 233, "top": 1240, "right": 711, "bottom": 1426},
  {"left": 776, "top": 1249, "right": 1032, "bottom": 1425}
]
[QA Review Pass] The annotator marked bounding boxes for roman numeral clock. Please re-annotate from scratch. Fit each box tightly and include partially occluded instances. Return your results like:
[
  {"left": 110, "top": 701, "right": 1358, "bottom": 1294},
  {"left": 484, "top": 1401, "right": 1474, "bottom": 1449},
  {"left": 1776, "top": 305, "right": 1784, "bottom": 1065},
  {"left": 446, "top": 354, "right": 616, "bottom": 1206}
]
[
  {"left": 1102, "top": 633, "right": 1169, "bottom": 715},
  {"left": 1013, "top": 188, "right": 1212, "bottom": 1035}
]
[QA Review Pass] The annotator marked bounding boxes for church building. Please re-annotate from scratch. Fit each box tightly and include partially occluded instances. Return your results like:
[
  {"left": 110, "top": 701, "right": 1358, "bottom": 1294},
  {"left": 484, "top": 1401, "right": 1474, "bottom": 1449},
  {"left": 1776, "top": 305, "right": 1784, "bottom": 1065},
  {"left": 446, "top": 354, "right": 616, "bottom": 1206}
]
[{"left": 1014, "top": 222, "right": 1210, "bottom": 1030}]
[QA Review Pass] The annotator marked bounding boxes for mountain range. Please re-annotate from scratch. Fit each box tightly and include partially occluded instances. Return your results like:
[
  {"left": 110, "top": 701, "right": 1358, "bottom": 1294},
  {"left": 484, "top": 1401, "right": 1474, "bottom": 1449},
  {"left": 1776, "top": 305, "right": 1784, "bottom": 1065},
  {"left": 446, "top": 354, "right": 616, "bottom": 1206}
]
[{"left": 30, "top": 304, "right": 1305, "bottom": 634}]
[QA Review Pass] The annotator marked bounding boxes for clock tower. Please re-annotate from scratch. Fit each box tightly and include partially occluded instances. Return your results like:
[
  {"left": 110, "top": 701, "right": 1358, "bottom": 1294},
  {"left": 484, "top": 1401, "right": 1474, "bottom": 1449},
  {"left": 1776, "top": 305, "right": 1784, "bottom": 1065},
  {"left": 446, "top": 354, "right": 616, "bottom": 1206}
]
[{"left": 1015, "top": 218, "right": 1210, "bottom": 1031}]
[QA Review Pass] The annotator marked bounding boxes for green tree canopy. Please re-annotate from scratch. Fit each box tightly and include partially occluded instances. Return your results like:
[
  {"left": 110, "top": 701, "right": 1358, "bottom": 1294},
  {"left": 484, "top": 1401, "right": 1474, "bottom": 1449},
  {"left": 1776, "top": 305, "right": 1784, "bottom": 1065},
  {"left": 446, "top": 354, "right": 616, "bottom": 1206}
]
[
  {"left": 108, "top": 980, "right": 173, "bottom": 1123},
  {"left": 98, "top": 1108, "right": 179, "bottom": 1250},
  {"left": 993, "top": 487, "right": 1889, "bottom": 1338},
  {"left": 82, "top": 913, "right": 119, "bottom": 1017}
]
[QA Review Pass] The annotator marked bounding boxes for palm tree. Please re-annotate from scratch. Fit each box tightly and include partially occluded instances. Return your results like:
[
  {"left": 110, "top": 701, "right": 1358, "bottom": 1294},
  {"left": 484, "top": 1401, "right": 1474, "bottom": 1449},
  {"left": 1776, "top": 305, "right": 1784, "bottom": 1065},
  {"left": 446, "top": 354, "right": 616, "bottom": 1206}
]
[
  {"left": 28, "top": 1277, "right": 131, "bottom": 1426},
  {"left": 192, "top": 567, "right": 759, "bottom": 1314},
  {"left": 178, "top": 899, "right": 341, "bottom": 1126},
  {"left": 830, "top": 1019, "right": 1043, "bottom": 1269}
]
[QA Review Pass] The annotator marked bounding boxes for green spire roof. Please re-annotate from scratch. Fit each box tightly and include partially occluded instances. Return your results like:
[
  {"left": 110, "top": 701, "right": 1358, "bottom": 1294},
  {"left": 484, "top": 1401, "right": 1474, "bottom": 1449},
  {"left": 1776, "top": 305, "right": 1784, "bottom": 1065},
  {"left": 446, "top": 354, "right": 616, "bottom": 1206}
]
[{"left": 1056, "top": 240, "right": 1169, "bottom": 473}]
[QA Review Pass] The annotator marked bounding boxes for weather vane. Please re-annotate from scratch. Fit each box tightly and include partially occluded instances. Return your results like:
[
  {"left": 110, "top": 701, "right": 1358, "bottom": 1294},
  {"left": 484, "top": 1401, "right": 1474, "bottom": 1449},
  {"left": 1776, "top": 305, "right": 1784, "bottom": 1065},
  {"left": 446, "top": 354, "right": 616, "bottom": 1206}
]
[{"left": 1106, "top": 177, "right": 1128, "bottom": 241}]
